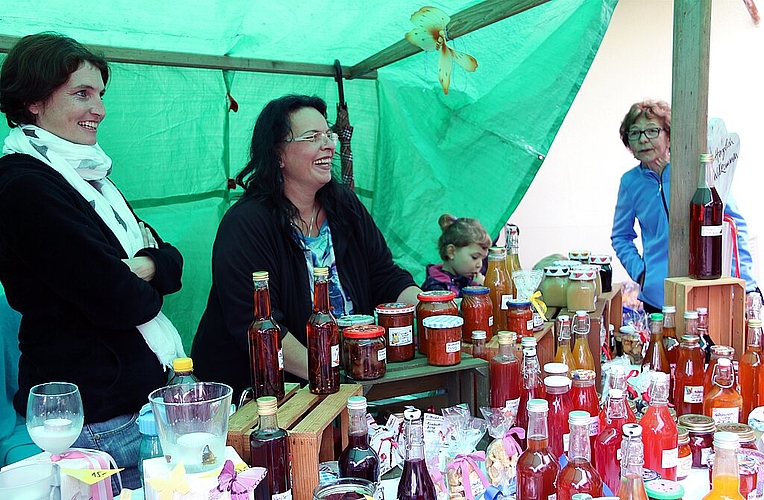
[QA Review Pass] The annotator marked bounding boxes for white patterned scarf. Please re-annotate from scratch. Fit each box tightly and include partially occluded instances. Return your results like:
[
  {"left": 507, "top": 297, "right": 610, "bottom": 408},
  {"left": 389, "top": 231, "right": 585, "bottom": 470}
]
[{"left": 3, "top": 125, "right": 185, "bottom": 368}]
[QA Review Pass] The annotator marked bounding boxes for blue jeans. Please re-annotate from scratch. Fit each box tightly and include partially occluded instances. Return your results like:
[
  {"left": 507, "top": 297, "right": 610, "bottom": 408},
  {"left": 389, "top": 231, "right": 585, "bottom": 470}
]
[{"left": 73, "top": 412, "right": 140, "bottom": 495}]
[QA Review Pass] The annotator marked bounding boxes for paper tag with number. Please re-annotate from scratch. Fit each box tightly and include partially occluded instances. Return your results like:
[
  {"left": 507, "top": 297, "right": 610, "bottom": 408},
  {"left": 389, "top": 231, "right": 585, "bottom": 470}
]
[{"left": 61, "top": 467, "right": 123, "bottom": 485}]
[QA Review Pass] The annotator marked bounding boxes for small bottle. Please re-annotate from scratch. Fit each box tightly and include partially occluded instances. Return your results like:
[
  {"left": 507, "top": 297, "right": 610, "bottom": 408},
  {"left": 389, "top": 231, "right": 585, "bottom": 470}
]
[
  {"left": 642, "top": 313, "right": 670, "bottom": 375},
  {"left": 703, "top": 357, "right": 743, "bottom": 425},
  {"left": 676, "top": 426, "right": 691, "bottom": 481},
  {"left": 740, "top": 318, "right": 762, "bottom": 422},
  {"left": 606, "top": 365, "right": 637, "bottom": 422},
  {"left": 570, "top": 369, "right": 599, "bottom": 456},
  {"left": 702, "top": 432, "right": 745, "bottom": 500},
  {"left": 338, "top": 396, "right": 380, "bottom": 482},
  {"left": 168, "top": 357, "right": 200, "bottom": 385},
  {"left": 485, "top": 247, "right": 512, "bottom": 335},
  {"left": 556, "top": 410, "right": 604, "bottom": 500},
  {"left": 490, "top": 332, "right": 521, "bottom": 411},
  {"left": 545, "top": 375, "right": 573, "bottom": 460},
  {"left": 674, "top": 335, "right": 705, "bottom": 417},
  {"left": 704, "top": 345, "right": 735, "bottom": 396},
  {"left": 640, "top": 372, "right": 678, "bottom": 480},
  {"left": 249, "top": 271, "right": 285, "bottom": 400},
  {"left": 554, "top": 315, "right": 575, "bottom": 376},
  {"left": 250, "top": 396, "right": 292, "bottom": 500},
  {"left": 164, "top": 357, "right": 203, "bottom": 414},
  {"left": 471, "top": 330, "right": 487, "bottom": 360},
  {"left": 662, "top": 305, "right": 680, "bottom": 371},
  {"left": 306, "top": 267, "right": 340, "bottom": 395},
  {"left": 397, "top": 408, "right": 437, "bottom": 500},
  {"left": 571, "top": 311, "right": 595, "bottom": 371},
  {"left": 689, "top": 153, "right": 723, "bottom": 280},
  {"left": 516, "top": 399, "right": 560, "bottom": 499},
  {"left": 517, "top": 346, "right": 545, "bottom": 448},
  {"left": 616, "top": 423, "right": 649, "bottom": 500},
  {"left": 136, "top": 404, "right": 163, "bottom": 488},
  {"left": 595, "top": 388, "right": 634, "bottom": 494}
]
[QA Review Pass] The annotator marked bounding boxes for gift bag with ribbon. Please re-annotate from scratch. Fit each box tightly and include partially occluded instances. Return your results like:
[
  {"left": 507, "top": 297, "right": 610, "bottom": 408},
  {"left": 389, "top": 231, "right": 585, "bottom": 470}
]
[
  {"left": 50, "top": 448, "right": 121, "bottom": 500},
  {"left": 442, "top": 405, "right": 488, "bottom": 500},
  {"left": 479, "top": 406, "right": 522, "bottom": 495}
]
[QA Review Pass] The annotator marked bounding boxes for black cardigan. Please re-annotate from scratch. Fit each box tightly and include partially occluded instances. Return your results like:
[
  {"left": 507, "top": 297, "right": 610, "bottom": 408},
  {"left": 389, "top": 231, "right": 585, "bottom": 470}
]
[
  {"left": 0, "top": 154, "right": 183, "bottom": 423},
  {"left": 191, "top": 186, "right": 415, "bottom": 398}
]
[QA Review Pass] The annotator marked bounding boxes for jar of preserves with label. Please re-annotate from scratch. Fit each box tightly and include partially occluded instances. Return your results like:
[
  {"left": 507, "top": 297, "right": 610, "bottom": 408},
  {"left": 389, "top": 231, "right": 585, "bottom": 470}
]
[
  {"left": 677, "top": 414, "right": 715, "bottom": 468},
  {"left": 716, "top": 422, "right": 757, "bottom": 450},
  {"left": 461, "top": 286, "right": 493, "bottom": 342},
  {"left": 416, "top": 290, "right": 458, "bottom": 355},
  {"left": 507, "top": 298, "right": 533, "bottom": 339},
  {"left": 676, "top": 426, "right": 691, "bottom": 481},
  {"left": 375, "top": 302, "right": 415, "bottom": 362},
  {"left": 567, "top": 267, "right": 597, "bottom": 312},
  {"left": 343, "top": 325, "right": 386, "bottom": 380},
  {"left": 589, "top": 254, "right": 613, "bottom": 294},
  {"left": 423, "top": 315, "right": 463, "bottom": 366},
  {"left": 540, "top": 265, "right": 570, "bottom": 308},
  {"left": 568, "top": 250, "right": 591, "bottom": 264},
  {"left": 337, "top": 314, "right": 375, "bottom": 367}
]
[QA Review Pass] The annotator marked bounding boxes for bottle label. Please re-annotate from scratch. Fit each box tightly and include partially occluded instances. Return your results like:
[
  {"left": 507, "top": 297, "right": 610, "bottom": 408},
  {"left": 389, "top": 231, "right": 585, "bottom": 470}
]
[
  {"left": 701, "top": 225, "right": 723, "bottom": 237},
  {"left": 331, "top": 344, "right": 340, "bottom": 367},
  {"left": 661, "top": 447, "right": 678, "bottom": 469},
  {"left": 505, "top": 397, "right": 520, "bottom": 415},
  {"left": 273, "top": 490, "right": 292, "bottom": 500},
  {"left": 278, "top": 348, "right": 284, "bottom": 369},
  {"left": 446, "top": 341, "right": 461, "bottom": 353},
  {"left": 547, "top": 495, "right": 557, "bottom": 500},
  {"left": 684, "top": 385, "right": 704, "bottom": 403},
  {"left": 562, "top": 433, "right": 570, "bottom": 452},
  {"left": 701, "top": 446, "right": 713, "bottom": 468},
  {"left": 677, "top": 453, "right": 692, "bottom": 480},
  {"left": 533, "top": 313, "right": 544, "bottom": 328},
  {"left": 377, "top": 348, "right": 387, "bottom": 362},
  {"left": 711, "top": 406, "right": 740, "bottom": 425},
  {"left": 587, "top": 416, "right": 600, "bottom": 437},
  {"left": 500, "top": 294, "right": 513, "bottom": 310},
  {"left": 488, "top": 316, "right": 494, "bottom": 327},
  {"left": 526, "top": 319, "right": 534, "bottom": 330},
  {"left": 388, "top": 326, "right": 413, "bottom": 346}
]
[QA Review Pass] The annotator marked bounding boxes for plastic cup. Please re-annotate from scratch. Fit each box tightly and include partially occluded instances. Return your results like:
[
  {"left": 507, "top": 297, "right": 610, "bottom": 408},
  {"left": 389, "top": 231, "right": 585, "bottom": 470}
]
[{"left": 0, "top": 462, "right": 59, "bottom": 500}]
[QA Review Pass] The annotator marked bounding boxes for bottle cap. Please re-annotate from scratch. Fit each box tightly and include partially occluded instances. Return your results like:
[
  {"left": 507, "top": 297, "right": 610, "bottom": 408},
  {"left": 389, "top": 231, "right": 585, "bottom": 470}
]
[
  {"left": 497, "top": 332, "right": 513, "bottom": 344},
  {"left": 543, "top": 362, "right": 568, "bottom": 375},
  {"left": 256, "top": 396, "right": 278, "bottom": 415},
  {"left": 252, "top": 271, "right": 269, "bottom": 280},
  {"left": 568, "top": 410, "right": 590, "bottom": 426},
  {"left": 571, "top": 495, "right": 593, "bottom": 500},
  {"left": 403, "top": 407, "right": 421, "bottom": 421},
  {"left": 609, "top": 388, "right": 623, "bottom": 398},
  {"left": 713, "top": 431, "right": 740, "bottom": 449},
  {"left": 700, "top": 153, "right": 714, "bottom": 163},
  {"left": 523, "top": 347, "right": 536, "bottom": 357},
  {"left": 622, "top": 423, "right": 642, "bottom": 437},
  {"left": 527, "top": 398, "right": 548, "bottom": 412},
  {"left": 571, "top": 369, "right": 596, "bottom": 382},
  {"left": 347, "top": 396, "right": 367, "bottom": 411},
  {"left": 749, "top": 319, "right": 762, "bottom": 327},
  {"left": 662, "top": 305, "right": 676, "bottom": 313},
  {"left": 697, "top": 307, "right": 708, "bottom": 314},
  {"left": 314, "top": 267, "right": 329, "bottom": 277},
  {"left": 520, "top": 337, "right": 537, "bottom": 348},
  {"left": 681, "top": 335, "right": 700, "bottom": 344},
  {"left": 544, "top": 375, "right": 571, "bottom": 388},
  {"left": 557, "top": 314, "right": 570, "bottom": 322},
  {"left": 172, "top": 357, "right": 194, "bottom": 372},
  {"left": 471, "top": 330, "right": 487, "bottom": 340},
  {"left": 650, "top": 312, "right": 664, "bottom": 322},
  {"left": 718, "top": 357, "right": 732, "bottom": 367},
  {"left": 684, "top": 310, "right": 699, "bottom": 320},
  {"left": 575, "top": 310, "right": 588, "bottom": 318},
  {"left": 651, "top": 371, "right": 669, "bottom": 383}
]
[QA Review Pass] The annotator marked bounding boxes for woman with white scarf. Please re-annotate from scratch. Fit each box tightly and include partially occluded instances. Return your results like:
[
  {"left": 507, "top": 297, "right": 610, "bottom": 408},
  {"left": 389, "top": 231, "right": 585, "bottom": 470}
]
[{"left": 0, "top": 33, "right": 184, "bottom": 491}]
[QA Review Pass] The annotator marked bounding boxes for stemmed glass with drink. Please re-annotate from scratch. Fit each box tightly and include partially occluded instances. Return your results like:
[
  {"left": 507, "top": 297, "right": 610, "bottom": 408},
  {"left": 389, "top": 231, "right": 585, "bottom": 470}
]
[{"left": 26, "top": 382, "right": 84, "bottom": 457}]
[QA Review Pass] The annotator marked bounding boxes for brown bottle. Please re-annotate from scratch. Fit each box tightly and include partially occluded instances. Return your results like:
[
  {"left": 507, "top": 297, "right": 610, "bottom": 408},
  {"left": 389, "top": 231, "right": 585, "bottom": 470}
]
[
  {"left": 307, "top": 267, "right": 340, "bottom": 394},
  {"left": 248, "top": 271, "right": 285, "bottom": 400},
  {"left": 642, "top": 313, "right": 670, "bottom": 375},
  {"left": 485, "top": 247, "right": 512, "bottom": 335}
]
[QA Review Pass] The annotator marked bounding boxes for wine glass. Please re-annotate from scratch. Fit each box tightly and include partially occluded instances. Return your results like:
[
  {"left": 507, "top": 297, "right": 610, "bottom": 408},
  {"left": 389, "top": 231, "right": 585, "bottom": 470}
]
[{"left": 26, "top": 382, "right": 84, "bottom": 457}]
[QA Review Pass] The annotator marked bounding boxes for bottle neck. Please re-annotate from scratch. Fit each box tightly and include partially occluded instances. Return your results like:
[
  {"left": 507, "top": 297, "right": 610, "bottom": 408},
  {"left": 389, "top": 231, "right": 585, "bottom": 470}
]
[
  {"left": 527, "top": 410, "right": 549, "bottom": 442},
  {"left": 348, "top": 407, "right": 369, "bottom": 438},
  {"left": 713, "top": 446, "right": 740, "bottom": 478},
  {"left": 649, "top": 319, "right": 664, "bottom": 341},
  {"left": 713, "top": 364, "right": 735, "bottom": 388},
  {"left": 747, "top": 324, "right": 763, "bottom": 349},
  {"left": 253, "top": 282, "right": 272, "bottom": 320},
  {"left": 606, "top": 396, "right": 628, "bottom": 421},
  {"left": 404, "top": 418, "right": 426, "bottom": 461},
  {"left": 258, "top": 412, "right": 280, "bottom": 432},
  {"left": 568, "top": 422, "right": 591, "bottom": 460},
  {"left": 558, "top": 325, "right": 571, "bottom": 345},
  {"left": 663, "top": 314, "right": 675, "bottom": 332},
  {"left": 685, "top": 317, "right": 698, "bottom": 336},
  {"left": 498, "top": 341, "right": 517, "bottom": 360},
  {"left": 313, "top": 277, "right": 330, "bottom": 313}
]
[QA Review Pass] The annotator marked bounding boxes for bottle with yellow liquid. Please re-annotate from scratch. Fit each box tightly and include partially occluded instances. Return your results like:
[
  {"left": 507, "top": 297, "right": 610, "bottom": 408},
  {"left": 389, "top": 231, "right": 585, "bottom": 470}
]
[
  {"left": 485, "top": 247, "right": 512, "bottom": 335},
  {"left": 554, "top": 315, "right": 575, "bottom": 376},
  {"left": 702, "top": 431, "right": 745, "bottom": 500},
  {"left": 571, "top": 311, "right": 595, "bottom": 371}
]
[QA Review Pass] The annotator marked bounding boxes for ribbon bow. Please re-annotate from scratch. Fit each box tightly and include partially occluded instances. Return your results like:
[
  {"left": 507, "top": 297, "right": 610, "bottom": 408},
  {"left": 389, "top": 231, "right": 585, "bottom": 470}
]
[
  {"left": 530, "top": 291, "right": 548, "bottom": 321},
  {"left": 50, "top": 448, "right": 123, "bottom": 491},
  {"left": 446, "top": 452, "right": 490, "bottom": 500},
  {"left": 429, "top": 459, "right": 448, "bottom": 494},
  {"left": 502, "top": 426, "right": 526, "bottom": 459}
]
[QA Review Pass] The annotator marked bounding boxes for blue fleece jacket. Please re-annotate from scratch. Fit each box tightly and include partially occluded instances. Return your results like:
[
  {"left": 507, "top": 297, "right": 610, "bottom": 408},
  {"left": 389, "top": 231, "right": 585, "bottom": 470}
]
[{"left": 611, "top": 162, "right": 757, "bottom": 309}]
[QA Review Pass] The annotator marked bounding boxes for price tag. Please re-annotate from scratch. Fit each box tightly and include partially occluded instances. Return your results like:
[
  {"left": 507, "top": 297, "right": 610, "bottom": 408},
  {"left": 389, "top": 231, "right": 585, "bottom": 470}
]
[{"left": 61, "top": 467, "right": 123, "bottom": 485}]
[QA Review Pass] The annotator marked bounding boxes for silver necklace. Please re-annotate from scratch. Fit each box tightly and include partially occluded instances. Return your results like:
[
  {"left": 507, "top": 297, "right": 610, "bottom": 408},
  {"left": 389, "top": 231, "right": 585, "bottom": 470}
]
[{"left": 307, "top": 203, "right": 318, "bottom": 237}]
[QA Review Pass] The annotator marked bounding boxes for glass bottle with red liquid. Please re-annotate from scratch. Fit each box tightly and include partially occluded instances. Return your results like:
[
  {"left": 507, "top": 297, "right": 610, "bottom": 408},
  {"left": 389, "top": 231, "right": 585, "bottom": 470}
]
[
  {"left": 490, "top": 331, "right": 521, "bottom": 412},
  {"left": 689, "top": 153, "right": 723, "bottom": 280},
  {"left": 739, "top": 318, "right": 762, "bottom": 423},
  {"left": 250, "top": 396, "right": 292, "bottom": 500},
  {"left": 517, "top": 345, "right": 545, "bottom": 447},
  {"left": 704, "top": 345, "right": 735, "bottom": 397},
  {"left": 544, "top": 375, "right": 573, "bottom": 460},
  {"left": 639, "top": 372, "right": 678, "bottom": 480},
  {"left": 471, "top": 330, "right": 487, "bottom": 360},
  {"left": 704, "top": 357, "right": 743, "bottom": 425},
  {"left": 556, "top": 410, "right": 603, "bottom": 500},
  {"left": 595, "top": 388, "right": 634, "bottom": 493},
  {"left": 570, "top": 369, "right": 600, "bottom": 459},
  {"left": 338, "top": 396, "right": 379, "bottom": 482},
  {"left": 571, "top": 311, "right": 595, "bottom": 371},
  {"left": 662, "top": 306, "right": 679, "bottom": 382},
  {"left": 554, "top": 315, "right": 575, "bottom": 376},
  {"left": 702, "top": 432, "right": 745, "bottom": 500},
  {"left": 616, "top": 423, "right": 649, "bottom": 500},
  {"left": 397, "top": 407, "right": 436, "bottom": 500},
  {"left": 674, "top": 335, "right": 705, "bottom": 417},
  {"left": 248, "top": 271, "right": 285, "bottom": 400},
  {"left": 485, "top": 247, "right": 512, "bottom": 335},
  {"left": 306, "top": 266, "right": 340, "bottom": 395},
  {"left": 642, "top": 313, "right": 670, "bottom": 376},
  {"left": 606, "top": 365, "right": 637, "bottom": 423},
  {"left": 516, "top": 398, "right": 560, "bottom": 500}
]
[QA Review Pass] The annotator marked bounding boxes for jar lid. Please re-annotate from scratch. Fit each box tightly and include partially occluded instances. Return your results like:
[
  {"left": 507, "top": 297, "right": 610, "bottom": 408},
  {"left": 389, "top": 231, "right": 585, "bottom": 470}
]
[
  {"left": 568, "top": 251, "right": 590, "bottom": 260},
  {"left": 569, "top": 267, "right": 597, "bottom": 281},
  {"left": 677, "top": 425, "right": 689, "bottom": 443},
  {"left": 588, "top": 254, "right": 611, "bottom": 265},
  {"left": 544, "top": 362, "right": 569, "bottom": 375},
  {"left": 570, "top": 369, "right": 596, "bottom": 381},
  {"left": 507, "top": 298, "right": 531, "bottom": 308},
  {"left": 422, "top": 315, "right": 464, "bottom": 329},
  {"left": 336, "top": 314, "right": 375, "bottom": 327},
  {"left": 568, "top": 410, "right": 590, "bottom": 426},
  {"left": 662, "top": 305, "right": 676, "bottom": 313},
  {"left": 416, "top": 290, "right": 457, "bottom": 302},
  {"left": 677, "top": 414, "right": 716, "bottom": 433},
  {"left": 553, "top": 259, "right": 581, "bottom": 268},
  {"left": 375, "top": 302, "right": 416, "bottom": 314},
  {"left": 642, "top": 468, "right": 661, "bottom": 482},
  {"left": 471, "top": 330, "right": 487, "bottom": 340},
  {"left": 543, "top": 265, "right": 570, "bottom": 277},
  {"left": 344, "top": 325, "right": 385, "bottom": 339},
  {"left": 462, "top": 286, "right": 489, "bottom": 295},
  {"left": 716, "top": 422, "right": 756, "bottom": 442},
  {"left": 644, "top": 479, "right": 685, "bottom": 499},
  {"left": 544, "top": 375, "right": 571, "bottom": 388}
]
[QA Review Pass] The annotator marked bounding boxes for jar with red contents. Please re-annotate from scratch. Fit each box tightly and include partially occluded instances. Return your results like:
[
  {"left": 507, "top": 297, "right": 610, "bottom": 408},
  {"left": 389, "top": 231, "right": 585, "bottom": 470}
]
[
  {"left": 507, "top": 298, "right": 533, "bottom": 339},
  {"left": 416, "top": 291, "right": 458, "bottom": 355},
  {"left": 375, "top": 302, "right": 415, "bottom": 362},
  {"left": 677, "top": 414, "right": 715, "bottom": 468},
  {"left": 461, "top": 286, "right": 493, "bottom": 342},
  {"left": 343, "top": 325, "right": 386, "bottom": 380},
  {"left": 570, "top": 369, "right": 600, "bottom": 449},
  {"left": 716, "top": 422, "right": 758, "bottom": 450},
  {"left": 422, "top": 315, "right": 463, "bottom": 366}
]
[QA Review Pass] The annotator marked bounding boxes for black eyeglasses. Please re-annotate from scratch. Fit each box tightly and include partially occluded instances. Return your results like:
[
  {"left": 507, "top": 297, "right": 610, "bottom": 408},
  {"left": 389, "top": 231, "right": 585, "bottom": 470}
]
[{"left": 627, "top": 127, "right": 664, "bottom": 141}]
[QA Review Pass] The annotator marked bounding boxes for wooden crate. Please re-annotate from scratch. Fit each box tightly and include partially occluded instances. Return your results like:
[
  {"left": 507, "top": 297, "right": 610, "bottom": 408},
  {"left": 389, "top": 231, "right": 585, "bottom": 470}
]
[
  {"left": 664, "top": 276, "right": 746, "bottom": 357},
  {"left": 227, "top": 383, "right": 362, "bottom": 500}
]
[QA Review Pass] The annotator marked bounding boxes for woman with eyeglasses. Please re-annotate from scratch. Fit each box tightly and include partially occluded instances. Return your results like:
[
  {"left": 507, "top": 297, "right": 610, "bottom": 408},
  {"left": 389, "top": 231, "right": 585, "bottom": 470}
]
[
  {"left": 611, "top": 99, "right": 759, "bottom": 313},
  {"left": 191, "top": 94, "right": 420, "bottom": 399}
]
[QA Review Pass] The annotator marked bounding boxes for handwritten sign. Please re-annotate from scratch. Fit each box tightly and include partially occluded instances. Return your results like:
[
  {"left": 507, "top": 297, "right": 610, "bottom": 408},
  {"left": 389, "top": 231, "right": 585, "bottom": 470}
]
[
  {"left": 61, "top": 467, "right": 123, "bottom": 485},
  {"left": 707, "top": 117, "right": 740, "bottom": 204}
]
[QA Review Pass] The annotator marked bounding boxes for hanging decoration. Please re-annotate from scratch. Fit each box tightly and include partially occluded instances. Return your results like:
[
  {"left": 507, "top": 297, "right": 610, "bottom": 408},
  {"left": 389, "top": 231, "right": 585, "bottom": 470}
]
[{"left": 405, "top": 6, "right": 478, "bottom": 95}]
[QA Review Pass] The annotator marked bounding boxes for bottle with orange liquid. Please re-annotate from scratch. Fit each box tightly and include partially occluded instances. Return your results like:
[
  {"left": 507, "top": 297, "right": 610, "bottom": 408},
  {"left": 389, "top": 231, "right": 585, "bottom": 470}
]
[
  {"left": 740, "top": 318, "right": 763, "bottom": 422},
  {"left": 616, "top": 423, "right": 649, "bottom": 500},
  {"left": 554, "top": 315, "right": 575, "bottom": 376},
  {"left": 642, "top": 313, "right": 670, "bottom": 375},
  {"left": 485, "top": 247, "right": 511, "bottom": 335},
  {"left": 640, "top": 372, "right": 678, "bottom": 480},
  {"left": 673, "top": 335, "right": 705, "bottom": 417},
  {"left": 571, "top": 311, "right": 595, "bottom": 371},
  {"left": 517, "top": 345, "right": 545, "bottom": 447},
  {"left": 702, "top": 432, "right": 745, "bottom": 500},
  {"left": 489, "top": 332, "right": 520, "bottom": 411},
  {"left": 704, "top": 345, "right": 735, "bottom": 396},
  {"left": 545, "top": 375, "right": 573, "bottom": 460},
  {"left": 704, "top": 357, "right": 743, "bottom": 425},
  {"left": 556, "top": 410, "right": 603, "bottom": 500},
  {"left": 570, "top": 369, "right": 599, "bottom": 458},
  {"left": 516, "top": 398, "right": 560, "bottom": 500},
  {"left": 505, "top": 223, "right": 522, "bottom": 285},
  {"left": 594, "top": 388, "right": 633, "bottom": 494}
]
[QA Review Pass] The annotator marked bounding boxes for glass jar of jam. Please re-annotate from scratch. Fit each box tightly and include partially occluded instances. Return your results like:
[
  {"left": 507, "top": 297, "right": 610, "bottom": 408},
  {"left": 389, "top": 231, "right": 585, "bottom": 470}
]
[
  {"left": 423, "top": 315, "right": 463, "bottom": 366},
  {"left": 676, "top": 426, "right": 691, "bottom": 481},
  {"left": 540, "top": 265, "right": 570, "bottom": 308},
  {"left": 566, "top": 267, "right": 597, "bottom": 312},
  {"left": 589, "top": 255, "right": 613, "bottom": 294},
  {"left": 568, "top": 250, "right": 591, "bottom": 264},
  {"left": 645, "top": 479, "right": 684, "bottom": 500},
  {"left": 461, "top": 286, "right": 493, "bottom": 342},
  {"left": 677, "top": 414, "right": 715, "bottom": 468},
  {"left": 343, "top": 325, "right": 386, "bottom": 380},
  {"left": 416, "top": 291, "right": 458, "bottom": 355},
  {"left": 507, "top": 298, "right": 533, "bottom": 339},
  {"left": 716, "top": 422, "right": 757, "bottom": 450},
  {"left": 337, "top": 314, "right": 375, "bottom": 367},
  {"left": 375, "top": 302, "right": 415, "bottom": 362}
]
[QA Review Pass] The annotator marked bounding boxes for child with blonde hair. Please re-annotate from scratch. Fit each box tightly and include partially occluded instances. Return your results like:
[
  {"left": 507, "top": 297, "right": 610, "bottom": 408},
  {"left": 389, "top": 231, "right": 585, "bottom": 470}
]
[{"left": 421, "top": 214, "right": 492, "bottom": 297}]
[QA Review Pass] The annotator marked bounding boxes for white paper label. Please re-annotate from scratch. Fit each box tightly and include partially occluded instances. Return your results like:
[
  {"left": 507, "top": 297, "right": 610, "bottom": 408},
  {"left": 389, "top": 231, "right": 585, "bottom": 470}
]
[
  {"left": 562, "top": 433, "right": 570, "bottom": 452},
  {"left": 445, "top": 341, "right": 461, "bottom": 353},
  {"left": 505, "top": 397, "right": 520, "bottom": 415},
  {"left": 331, "top": 344, "right": 340, "bottom": 367},
  {"left": 273, "top": 490, "right": 292, "bottom": 500},
  {"left": 526, "top": 319, "right": 534, "bottom": 330},
  {"left": 616, "top": 448, "right": 622, "bottom": 461},
  {"left": 662, "top": 447, "right": 679, "bottom": 469},
  {"left": 712, "top": 406, "right": 740, "bottom": 425},
  {"left": 701, "top": 224, "right": 724, "bottom": 237},
  {"left": 377, "top": 348, "right": 387, "bottom": 361},
  {"left": 278, "top": 348, "right": 284, "bottom": 369},
  {"left": 684, "top": 385, "right": 704, "bottom": 403},
  {"left": 533, "top": 313, "right": 544, "bottom": 328},
  {"left": 500, "top": 294, "right": 513, "bottom": 310},
  {"left": 547, "top": 495, "right": 557, "bottom": 500},
  {"left": 588, "top": 417, "right": 600, "bottom": 437},
  {"left": 677, "top": 454, "right": 692, "bottom": 480},
  {"left": 388, "top": 325, "right": 413, "bottom": 346},
  {"left": 701, "top": 446, "right": 714, "bottom": 468},
  {"left": 488, "top": 316, "right": 494, "bottom": 327}
]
